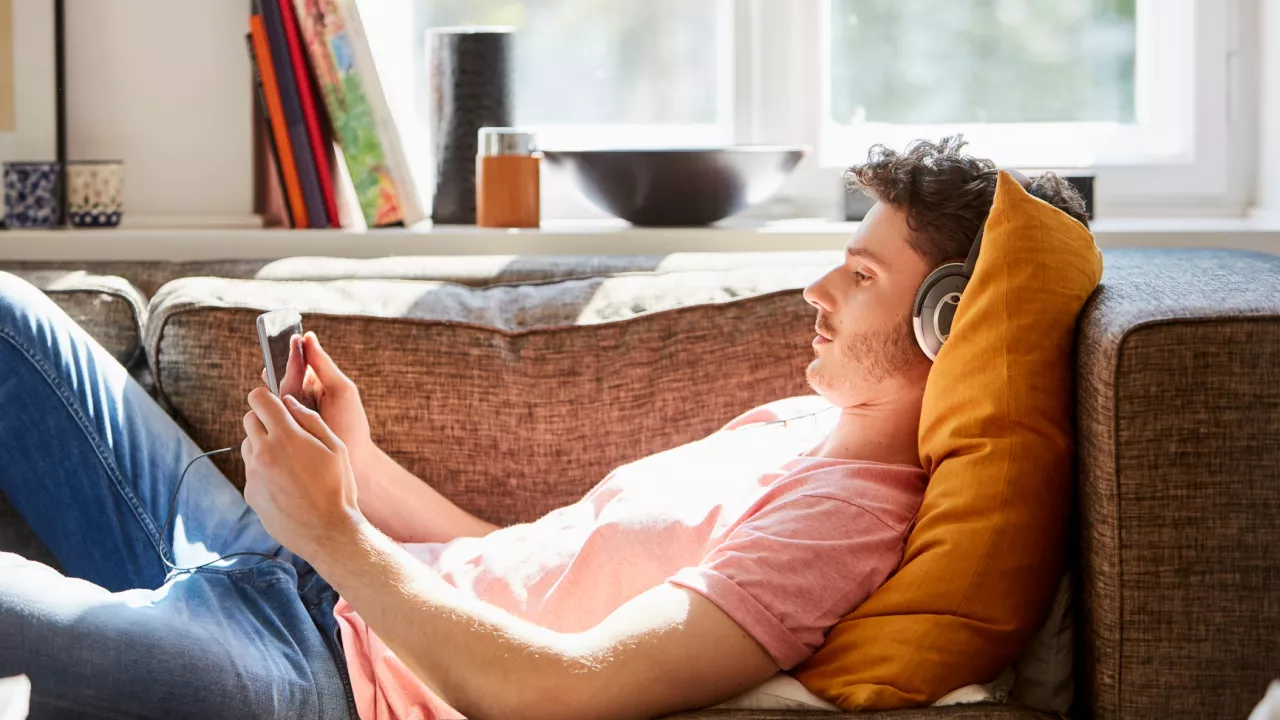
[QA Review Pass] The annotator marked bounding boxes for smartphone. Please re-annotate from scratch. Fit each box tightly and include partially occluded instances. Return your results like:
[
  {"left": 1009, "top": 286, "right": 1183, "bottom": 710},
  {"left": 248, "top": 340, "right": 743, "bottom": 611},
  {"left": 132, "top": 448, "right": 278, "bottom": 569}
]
[{"left": 256, "top": 308, "right": 303, "bottom": 396}]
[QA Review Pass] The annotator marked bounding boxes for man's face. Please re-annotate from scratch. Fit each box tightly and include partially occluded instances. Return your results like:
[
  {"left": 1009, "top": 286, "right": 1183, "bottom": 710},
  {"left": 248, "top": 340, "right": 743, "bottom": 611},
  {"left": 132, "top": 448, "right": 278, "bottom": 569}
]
[{"left": 802, "top": 202, "right": 934, "bottom": 406}]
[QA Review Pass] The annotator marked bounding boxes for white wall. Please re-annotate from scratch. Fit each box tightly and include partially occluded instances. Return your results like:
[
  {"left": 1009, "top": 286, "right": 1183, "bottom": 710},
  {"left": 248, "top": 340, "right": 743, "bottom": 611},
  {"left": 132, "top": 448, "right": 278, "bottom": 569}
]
[
  {"left": 64, "top": 0, "right": 256, "bottom": 228},
  {"left": 1257, "top": 0, "right": 1280, "bottom": 219}
]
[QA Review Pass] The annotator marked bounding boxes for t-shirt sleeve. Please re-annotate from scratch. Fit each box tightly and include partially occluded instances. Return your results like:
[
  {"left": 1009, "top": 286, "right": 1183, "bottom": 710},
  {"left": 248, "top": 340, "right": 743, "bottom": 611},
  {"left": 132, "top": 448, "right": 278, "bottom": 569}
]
[{"left": 667, "top": 493, "right": 907, "bottom": 670}]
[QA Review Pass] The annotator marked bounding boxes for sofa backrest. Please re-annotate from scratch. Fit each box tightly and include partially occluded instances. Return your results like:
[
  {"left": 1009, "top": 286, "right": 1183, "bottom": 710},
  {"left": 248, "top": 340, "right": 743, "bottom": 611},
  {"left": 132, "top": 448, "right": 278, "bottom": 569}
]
[
  {"left": 1073, "top": 248, "right": 1280, "bottom": 720},
  {"left": 145, "top": 266, "right": 828, "bottom": 526}
]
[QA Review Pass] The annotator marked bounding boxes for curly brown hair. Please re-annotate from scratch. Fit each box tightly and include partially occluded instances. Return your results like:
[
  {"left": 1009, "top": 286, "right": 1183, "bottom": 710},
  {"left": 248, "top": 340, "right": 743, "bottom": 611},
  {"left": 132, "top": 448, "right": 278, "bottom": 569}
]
[{"left": 845, "top": 136, "right": 1089, "bottom": 268}]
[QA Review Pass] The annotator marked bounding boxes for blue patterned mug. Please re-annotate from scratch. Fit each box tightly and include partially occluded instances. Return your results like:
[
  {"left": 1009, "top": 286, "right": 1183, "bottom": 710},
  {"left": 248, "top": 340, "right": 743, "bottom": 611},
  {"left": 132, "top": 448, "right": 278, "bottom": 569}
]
[
  {"left": 3, "top": 161, "right": 61, "bottom": 228},
  {"left": 68, "top": 160, "right": 125, "bottom": 228}
]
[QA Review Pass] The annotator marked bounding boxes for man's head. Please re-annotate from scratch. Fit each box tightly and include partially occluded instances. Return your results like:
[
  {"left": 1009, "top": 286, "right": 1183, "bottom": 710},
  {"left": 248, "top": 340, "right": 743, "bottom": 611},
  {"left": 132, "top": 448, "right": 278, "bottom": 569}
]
[{"left": 803, "top": 136, "right": 1088, "bottom": 407}]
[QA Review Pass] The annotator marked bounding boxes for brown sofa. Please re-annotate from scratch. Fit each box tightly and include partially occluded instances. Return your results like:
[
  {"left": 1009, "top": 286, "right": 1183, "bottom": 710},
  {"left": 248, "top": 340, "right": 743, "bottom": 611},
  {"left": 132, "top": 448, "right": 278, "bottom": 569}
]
[{"left": 2, "top": 247, "right": 1278, "bottom": 719}]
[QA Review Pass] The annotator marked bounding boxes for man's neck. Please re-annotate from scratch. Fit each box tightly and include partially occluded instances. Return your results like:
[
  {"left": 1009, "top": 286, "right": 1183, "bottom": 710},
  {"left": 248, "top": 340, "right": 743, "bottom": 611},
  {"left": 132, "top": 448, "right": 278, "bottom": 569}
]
[{"left": 809, "top": 379, "right": 927, "bottom": 467}]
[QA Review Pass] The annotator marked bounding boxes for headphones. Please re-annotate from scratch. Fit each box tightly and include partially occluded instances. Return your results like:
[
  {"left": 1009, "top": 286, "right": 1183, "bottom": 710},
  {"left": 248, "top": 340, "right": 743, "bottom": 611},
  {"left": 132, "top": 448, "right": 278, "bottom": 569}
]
[{"left": 911, "top": 168, "right": 1032, "bottom": 361}]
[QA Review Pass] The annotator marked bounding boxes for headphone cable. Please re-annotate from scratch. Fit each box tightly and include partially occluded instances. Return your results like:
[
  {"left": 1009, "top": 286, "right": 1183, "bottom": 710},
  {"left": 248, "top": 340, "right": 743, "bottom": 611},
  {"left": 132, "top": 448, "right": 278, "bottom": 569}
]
[{"left": 157, "top": 446, "right": 279, "bottom": 574}]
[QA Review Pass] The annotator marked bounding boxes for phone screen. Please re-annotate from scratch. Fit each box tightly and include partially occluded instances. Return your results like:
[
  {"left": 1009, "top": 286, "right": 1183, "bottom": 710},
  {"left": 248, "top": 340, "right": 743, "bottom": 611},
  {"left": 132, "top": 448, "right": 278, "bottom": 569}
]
[{"left": 257, "top": 308, "right": 303, "bottom": 396}]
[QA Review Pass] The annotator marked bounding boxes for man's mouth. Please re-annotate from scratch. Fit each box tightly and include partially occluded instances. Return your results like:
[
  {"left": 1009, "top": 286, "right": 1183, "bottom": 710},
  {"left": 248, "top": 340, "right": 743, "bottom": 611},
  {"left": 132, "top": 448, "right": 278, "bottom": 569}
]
[{"left": 814, "top": 325, "right": 833, "bottom": 345}]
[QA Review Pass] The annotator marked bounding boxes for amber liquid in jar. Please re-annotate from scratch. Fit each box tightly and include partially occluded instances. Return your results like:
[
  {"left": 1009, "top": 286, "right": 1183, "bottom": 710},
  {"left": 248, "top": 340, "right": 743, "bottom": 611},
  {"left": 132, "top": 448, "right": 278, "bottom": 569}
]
[
  {"left": 475, "top": 128, "right": 540, "bottom": 228},
  {"left": 476, "top": 153, "right": 540, "bottom": 228}
]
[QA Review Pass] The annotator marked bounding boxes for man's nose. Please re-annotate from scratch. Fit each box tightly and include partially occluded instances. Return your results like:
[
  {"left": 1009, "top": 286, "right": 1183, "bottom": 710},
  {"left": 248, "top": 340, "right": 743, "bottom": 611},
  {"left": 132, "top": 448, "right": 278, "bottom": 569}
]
[{"left": 803, "top": 273, "right": 834, "bottom": 312}]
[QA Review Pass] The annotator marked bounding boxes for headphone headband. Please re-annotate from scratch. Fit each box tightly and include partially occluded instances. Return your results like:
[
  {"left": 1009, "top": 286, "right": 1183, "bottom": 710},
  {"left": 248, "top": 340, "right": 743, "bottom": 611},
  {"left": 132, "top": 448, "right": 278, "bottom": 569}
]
[
  {"left": 912, "top": 168, "right": 1034, "bottom": 361},
  {"left": 962, "top": 168, "right": 1032, "bottom": 278}
]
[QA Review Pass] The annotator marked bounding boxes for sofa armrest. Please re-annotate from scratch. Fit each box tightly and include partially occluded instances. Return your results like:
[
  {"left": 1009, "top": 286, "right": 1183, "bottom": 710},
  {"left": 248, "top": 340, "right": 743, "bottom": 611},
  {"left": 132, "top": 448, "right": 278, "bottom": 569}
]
[
  {"left": 5, "top": 269, "right": 147, "bottom": 366},
  {"left": 1074, "top": 248, "right": 1280, "bottom": 720}
]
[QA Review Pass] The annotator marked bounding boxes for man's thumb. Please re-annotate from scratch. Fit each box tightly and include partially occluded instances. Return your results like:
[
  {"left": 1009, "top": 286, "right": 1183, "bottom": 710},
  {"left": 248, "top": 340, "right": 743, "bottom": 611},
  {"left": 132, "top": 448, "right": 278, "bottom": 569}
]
[{"left": 304, "top": 332, "right": 348, "bottom": 387}]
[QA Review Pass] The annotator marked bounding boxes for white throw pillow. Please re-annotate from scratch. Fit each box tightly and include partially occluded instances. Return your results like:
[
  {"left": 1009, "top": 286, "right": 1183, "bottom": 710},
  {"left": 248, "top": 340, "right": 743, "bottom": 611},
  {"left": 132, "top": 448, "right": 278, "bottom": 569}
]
[
  {"left": 713, "top": 674, "right": 841, "bottom": 711},
  {"left": 716, "top": 573, "right": 1073, "bottom": 714}
]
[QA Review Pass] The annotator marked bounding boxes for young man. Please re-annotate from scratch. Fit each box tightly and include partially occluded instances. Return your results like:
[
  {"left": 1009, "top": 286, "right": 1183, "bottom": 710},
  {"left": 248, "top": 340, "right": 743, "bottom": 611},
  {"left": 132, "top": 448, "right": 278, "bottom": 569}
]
[{"left": 0, "top": 137, "right": 1087, "bottom": 720}]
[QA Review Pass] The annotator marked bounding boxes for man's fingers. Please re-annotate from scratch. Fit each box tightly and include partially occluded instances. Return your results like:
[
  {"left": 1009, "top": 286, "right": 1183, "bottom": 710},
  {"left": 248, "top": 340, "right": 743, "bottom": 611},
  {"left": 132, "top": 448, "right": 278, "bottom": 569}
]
[
  {"left": 284, "top": 394, "right": 341, "bottom": 452},
  {"left": 247, "top": 386, "right": 293, "bottom": 434},
  {"left": 243, "top": 409, "right": 267, "bottom": 441},
  {"left": 261, "top": 367, "right": 267, "bottom": 385},
  {"left": 303, "top": 332, "right": 350, "bottom": 390}
]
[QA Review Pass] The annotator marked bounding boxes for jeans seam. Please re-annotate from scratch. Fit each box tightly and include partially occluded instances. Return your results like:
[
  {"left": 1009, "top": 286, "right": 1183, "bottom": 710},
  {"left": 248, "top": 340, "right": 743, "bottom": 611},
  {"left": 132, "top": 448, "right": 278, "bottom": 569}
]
[
  {"left": 0, "top": 325, "right": 170, "bottom": 565},
  {"left": 329, "top": 618, "right": 359, "bottom": 718}
]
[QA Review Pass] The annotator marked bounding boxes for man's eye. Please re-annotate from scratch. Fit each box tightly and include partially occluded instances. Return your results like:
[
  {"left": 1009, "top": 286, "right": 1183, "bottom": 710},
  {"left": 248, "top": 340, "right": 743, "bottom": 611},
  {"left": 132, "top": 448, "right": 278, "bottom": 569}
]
[{"left": 853, "top": 269, "right": 869, "bottom": 281}]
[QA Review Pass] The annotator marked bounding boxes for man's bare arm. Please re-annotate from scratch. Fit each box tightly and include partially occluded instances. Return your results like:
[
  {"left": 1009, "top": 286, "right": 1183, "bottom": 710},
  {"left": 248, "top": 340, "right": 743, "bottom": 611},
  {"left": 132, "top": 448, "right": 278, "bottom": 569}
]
[
  {"left": 355, "top": 445, "right": 499, "bottom": 544},
  {"left": 308, "top": 519, "right": 779, "bottom": 720},
  {"left": 279, "top": 332, "right": 499, "bottom": 544}
]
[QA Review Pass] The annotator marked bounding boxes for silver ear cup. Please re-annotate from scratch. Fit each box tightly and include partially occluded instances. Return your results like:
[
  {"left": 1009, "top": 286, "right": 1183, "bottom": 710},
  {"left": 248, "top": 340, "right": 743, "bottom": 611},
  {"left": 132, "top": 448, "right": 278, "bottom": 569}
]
[{"left": 912, "top": 264, "right": 969, "bottom": 361}]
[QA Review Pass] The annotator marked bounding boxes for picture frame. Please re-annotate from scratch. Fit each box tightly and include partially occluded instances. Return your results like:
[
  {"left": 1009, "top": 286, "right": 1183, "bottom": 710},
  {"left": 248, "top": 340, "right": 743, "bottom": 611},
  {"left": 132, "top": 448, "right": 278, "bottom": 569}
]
[{"left": 0, "top": 0, "right": 65, "bottom": 224}]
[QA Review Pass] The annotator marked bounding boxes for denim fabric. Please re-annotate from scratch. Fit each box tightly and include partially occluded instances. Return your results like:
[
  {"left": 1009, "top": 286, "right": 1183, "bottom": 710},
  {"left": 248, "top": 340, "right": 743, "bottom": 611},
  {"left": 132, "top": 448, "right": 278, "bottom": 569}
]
[{"left": 0, "top": 271, "right": 357, "bottom": 720}]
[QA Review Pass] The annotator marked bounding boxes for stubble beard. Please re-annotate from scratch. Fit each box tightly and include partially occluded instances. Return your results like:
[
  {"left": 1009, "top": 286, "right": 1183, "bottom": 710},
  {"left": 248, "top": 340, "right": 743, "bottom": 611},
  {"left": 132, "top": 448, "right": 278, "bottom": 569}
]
[{"left": 807, "top": 317, "right": 920, "bottom": 396}]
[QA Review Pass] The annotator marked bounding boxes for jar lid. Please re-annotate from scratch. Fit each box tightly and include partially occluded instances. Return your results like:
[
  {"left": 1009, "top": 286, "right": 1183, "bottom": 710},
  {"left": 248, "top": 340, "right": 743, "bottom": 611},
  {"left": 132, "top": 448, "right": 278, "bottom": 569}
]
[{"left": 478, "top": 128, "right": 536, "bottom": 156}]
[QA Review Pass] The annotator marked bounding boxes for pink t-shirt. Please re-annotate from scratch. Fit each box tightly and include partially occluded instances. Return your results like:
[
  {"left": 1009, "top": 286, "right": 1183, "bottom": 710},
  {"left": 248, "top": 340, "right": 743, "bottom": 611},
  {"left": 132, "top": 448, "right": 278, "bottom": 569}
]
[{"left": 333, "top": 396, "right": 927, "bottom": 720}]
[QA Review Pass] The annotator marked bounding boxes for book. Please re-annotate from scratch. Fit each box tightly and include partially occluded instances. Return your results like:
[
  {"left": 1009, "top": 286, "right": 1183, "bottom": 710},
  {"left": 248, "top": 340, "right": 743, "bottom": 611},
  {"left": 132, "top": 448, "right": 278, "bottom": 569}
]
[
  {"left": 256, "top": 0, "right": 329, "bottom": 228},
  {"left": 249, "top": 16, "right": 308, "bottom": 228},
  {"left": 279, "top": 0, "right": 340, "bottom": 226},
  {"left": 290, "top": 0, "right": 423, "bottom": 228},
  {"left": 247, "top": 32, "right": 294, "bottom": 227},
  {"left": 336, "top": 0, "right": 426, "bottom": 226}
]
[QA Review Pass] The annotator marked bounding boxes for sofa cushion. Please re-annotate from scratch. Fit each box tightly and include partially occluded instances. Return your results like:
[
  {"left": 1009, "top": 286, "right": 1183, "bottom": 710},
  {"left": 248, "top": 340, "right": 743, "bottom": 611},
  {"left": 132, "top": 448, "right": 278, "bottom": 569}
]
[
  {"left": 796, "top": 171, "right": 1102, "bottom": 709},
  {"left": 252, "top": 252, "right": 842, "bottom": 286},
  {"left": 8, "top": 270, "right": 147, "bottom": 366},
  {"left": 145, "top": 266, "right": 828, "bottom": 526},
  {"left": 663, "top": 706, "right": 1059, "bottom": 719},
  {"left": 1074, "top": 248, "right": 1280, "bottom": 720},
  {"left": 5, "top": 261, "right": 270, "bottom": 298},
  {"left": 7, "top": 252, "right": 844, "bottom": 297}
]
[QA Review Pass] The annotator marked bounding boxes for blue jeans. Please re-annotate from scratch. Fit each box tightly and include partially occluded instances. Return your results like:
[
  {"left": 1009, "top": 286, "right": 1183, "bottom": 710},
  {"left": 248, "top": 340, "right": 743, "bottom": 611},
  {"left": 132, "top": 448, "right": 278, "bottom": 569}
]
[{"left": 0, "top": 272, "right": 357, "bottom": 720}]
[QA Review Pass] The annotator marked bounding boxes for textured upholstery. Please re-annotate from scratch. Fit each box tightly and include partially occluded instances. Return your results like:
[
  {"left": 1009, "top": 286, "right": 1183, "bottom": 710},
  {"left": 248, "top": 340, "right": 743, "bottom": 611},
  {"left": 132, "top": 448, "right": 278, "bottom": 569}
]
[
  {"left": 1074, "top": 248, "right": 1280, "bottom": 720},
  {"left": 6, "top": 270, "right": 146, "bottom": 366},
  {"left": 144, "top": 266, "right": 828, "bottom": 526}
]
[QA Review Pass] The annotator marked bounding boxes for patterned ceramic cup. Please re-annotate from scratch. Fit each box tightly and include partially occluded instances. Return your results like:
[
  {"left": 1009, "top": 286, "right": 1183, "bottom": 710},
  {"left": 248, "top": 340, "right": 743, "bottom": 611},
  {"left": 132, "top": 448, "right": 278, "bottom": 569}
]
[
  {"left": 3, "top": 161, "right": 61, "bottom": 228},
  {"left": 67, "top": 160, "right": 124, "bottom": 227}
]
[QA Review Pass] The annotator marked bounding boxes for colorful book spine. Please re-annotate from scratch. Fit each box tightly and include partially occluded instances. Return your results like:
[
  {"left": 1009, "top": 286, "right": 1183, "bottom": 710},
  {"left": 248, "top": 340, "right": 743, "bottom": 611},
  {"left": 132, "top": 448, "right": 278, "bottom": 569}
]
[
  {"left": 247, "top": 33, "right": 295, "bottom": 228},
  {"left": 290, "top": 0, "right": 412, "bottom": 228},
  {"left": 249, "top": 16, "right": 308, "bottom": 229},
  {"left": 279, "top": 0, "right": 340, "bottom": 226},
  {"left": 257, "top": 0, "right": 329, "bottom": 228},
  {"left": 336, "top": 0, "right": 426, "bottom": 227}
]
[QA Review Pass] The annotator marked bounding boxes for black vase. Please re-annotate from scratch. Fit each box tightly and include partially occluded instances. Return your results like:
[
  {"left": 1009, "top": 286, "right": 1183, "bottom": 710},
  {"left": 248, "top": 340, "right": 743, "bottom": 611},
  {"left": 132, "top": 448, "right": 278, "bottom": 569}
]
[{"left": 429, "top": 28, "right": 513, "bottom": 225}]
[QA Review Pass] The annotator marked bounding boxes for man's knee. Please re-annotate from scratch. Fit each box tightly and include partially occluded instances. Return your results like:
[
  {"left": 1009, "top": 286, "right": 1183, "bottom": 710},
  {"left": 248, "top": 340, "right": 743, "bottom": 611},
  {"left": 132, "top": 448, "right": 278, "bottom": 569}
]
[
  {"left": 0, "top": 270, "right": 55, "bottom": 324},
  {"left": 0, "top": 271, "right": 59, "bottom": 332}
]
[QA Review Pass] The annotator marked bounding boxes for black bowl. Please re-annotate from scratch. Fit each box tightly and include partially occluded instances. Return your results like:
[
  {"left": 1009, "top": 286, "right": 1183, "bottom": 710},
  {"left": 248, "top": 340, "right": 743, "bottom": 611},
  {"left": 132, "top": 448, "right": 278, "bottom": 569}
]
[{"left": 541, "top": 147, "right": 807, "bottom": 226}]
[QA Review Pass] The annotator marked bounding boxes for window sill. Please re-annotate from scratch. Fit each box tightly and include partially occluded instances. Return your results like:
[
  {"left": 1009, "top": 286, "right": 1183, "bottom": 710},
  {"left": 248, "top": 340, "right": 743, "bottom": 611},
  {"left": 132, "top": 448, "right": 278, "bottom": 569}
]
[{"left": 0, "top": 216, "right": 1277, "bottom": 262}]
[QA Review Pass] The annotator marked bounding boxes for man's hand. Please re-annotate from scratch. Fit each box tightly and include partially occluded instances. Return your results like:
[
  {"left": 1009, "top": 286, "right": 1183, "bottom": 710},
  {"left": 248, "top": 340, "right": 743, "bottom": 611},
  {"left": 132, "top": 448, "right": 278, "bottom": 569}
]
[
  {"left": 271, "top": 332, "right": 375, "bottom": 468},
  {"left": 242, "top": 386, "right": 364, "bottom": 558}
]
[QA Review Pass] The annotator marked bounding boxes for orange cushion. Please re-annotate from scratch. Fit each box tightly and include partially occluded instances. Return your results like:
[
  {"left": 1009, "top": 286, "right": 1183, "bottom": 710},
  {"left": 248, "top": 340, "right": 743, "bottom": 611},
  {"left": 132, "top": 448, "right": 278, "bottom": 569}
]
[{"left": 793, "top": 171, "right": 1103, "bottom": 709}]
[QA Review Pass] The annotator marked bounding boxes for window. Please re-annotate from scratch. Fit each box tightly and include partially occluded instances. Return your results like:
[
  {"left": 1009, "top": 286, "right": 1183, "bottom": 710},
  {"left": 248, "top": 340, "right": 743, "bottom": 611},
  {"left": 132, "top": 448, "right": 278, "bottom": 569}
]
[
  {"left": 820, "top": 0, "right": 1190, "bottom": 170},
  {"left": 802, "top": 0, "right": 1249, "bottom": 217},
  {"left": 360, "top": 0, "right": 1253, "bottom": 221},
  {"left": 412, "top": 0, "right": 731, "bottom": 148},
  {"left": 829, "top": 0, "right": 1137, "bottom": 127}
]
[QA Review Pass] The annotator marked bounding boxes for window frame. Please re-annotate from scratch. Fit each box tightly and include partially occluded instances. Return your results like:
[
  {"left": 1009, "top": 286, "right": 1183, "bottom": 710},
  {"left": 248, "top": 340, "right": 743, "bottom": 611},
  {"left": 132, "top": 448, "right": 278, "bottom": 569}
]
[
  {"left": 749, "top": 0, "right": 1258, "bottom": 219},
  {"left": 395, "top": 0, "right": 1258, "bottom": 221}
]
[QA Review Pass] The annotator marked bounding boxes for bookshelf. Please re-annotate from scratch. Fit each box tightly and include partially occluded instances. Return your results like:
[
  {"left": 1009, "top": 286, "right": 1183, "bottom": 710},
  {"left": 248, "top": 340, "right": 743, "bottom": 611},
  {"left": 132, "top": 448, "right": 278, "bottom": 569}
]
[{"left": 0, "top": 217, "right": 1277, "bottom": 262}]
